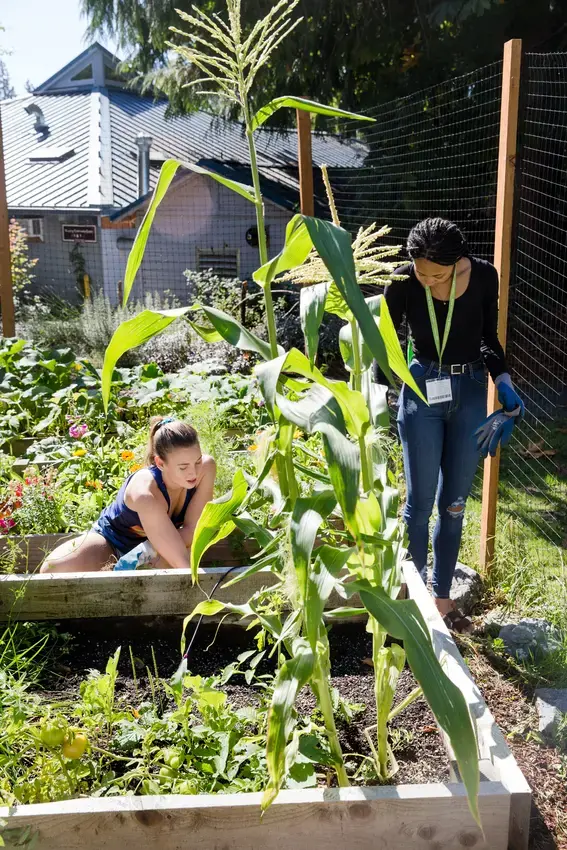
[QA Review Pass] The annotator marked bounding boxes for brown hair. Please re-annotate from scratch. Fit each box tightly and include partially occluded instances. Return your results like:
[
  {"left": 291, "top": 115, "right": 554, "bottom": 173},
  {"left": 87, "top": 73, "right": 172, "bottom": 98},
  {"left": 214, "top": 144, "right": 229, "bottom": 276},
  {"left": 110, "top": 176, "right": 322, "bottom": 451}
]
[{"left": 145, "top": 417, "right": 199, "bottom": 467}]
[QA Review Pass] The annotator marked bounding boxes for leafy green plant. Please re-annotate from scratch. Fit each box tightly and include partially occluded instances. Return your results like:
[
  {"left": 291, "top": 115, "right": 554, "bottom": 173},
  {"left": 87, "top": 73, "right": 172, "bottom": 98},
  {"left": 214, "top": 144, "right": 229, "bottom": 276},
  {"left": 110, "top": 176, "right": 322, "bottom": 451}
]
[{"left": 99, "top": 0, "right": 480, "bottom": 822}]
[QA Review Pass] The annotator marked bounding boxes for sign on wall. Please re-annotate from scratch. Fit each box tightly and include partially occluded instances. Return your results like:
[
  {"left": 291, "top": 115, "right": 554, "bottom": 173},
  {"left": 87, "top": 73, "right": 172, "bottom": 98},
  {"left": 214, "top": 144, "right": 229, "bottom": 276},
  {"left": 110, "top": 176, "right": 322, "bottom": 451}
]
[{"left": 61, "top": 224, "right": 97, "bottom": 243}]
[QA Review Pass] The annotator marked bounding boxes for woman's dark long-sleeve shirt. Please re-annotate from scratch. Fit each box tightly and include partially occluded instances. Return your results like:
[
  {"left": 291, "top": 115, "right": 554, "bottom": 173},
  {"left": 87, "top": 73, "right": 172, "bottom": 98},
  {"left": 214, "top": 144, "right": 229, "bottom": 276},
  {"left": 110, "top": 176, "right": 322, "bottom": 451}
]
[{"left": 384, "top": 257, "right": 507, "bottom": 380}]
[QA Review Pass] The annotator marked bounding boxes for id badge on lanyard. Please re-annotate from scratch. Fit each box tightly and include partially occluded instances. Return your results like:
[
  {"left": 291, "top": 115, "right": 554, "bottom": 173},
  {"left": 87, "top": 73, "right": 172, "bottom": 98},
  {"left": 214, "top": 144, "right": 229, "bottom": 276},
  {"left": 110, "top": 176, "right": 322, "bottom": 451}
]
[{"left": 424, "top": 267, "right": 457, "bottom": 405}]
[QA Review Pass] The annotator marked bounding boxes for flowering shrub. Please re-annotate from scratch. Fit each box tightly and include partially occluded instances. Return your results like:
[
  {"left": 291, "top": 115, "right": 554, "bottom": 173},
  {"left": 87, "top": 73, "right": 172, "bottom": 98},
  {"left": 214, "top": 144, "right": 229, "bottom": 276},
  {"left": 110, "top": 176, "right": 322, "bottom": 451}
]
[
  {"left": 0, "top": 470, "right": 64, "bottom": 535},
  {"left": 10, "top": 219, "right": 38, "bottom": 295}
]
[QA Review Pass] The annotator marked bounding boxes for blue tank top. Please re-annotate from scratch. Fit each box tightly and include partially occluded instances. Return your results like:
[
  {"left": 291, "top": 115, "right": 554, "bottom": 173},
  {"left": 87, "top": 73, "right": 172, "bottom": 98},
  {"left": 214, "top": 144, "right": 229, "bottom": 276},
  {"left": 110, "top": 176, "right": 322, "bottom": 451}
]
[{"left": 96, "top": 466, "right": 195, "bottom": 554}]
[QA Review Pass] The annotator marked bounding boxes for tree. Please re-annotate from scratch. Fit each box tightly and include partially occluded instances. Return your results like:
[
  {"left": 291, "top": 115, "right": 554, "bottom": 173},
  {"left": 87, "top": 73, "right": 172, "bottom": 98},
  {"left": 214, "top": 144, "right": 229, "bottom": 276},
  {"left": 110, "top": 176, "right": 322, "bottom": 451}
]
[
  {"left": 0, "top": 59, "right": 14, "bottom": 100},
  {"left": 82, "top": 0, "right": 567, "bottom": 122}
]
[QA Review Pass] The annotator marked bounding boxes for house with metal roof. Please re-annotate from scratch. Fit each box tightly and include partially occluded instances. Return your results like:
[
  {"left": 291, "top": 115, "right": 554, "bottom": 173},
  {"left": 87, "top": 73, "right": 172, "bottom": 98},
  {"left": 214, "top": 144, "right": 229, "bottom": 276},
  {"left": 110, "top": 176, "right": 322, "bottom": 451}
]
[{"left": 1, "top": 43, "right": 368, "bottom": 303}]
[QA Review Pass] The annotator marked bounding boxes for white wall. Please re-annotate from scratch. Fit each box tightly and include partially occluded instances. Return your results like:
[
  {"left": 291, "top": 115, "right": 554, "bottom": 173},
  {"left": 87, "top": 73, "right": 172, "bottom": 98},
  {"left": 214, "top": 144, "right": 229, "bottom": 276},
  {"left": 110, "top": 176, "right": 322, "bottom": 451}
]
[{"left": 100, "top": 173, "right": 292, "bottom": 304}]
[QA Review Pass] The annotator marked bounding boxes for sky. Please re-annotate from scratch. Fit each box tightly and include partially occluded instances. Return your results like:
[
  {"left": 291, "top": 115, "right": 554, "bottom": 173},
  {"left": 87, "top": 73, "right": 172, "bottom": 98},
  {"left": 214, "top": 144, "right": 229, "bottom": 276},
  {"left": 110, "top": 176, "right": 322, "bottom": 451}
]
[{"left": 1, "top": 0, "right": 118, "bottom": 96}]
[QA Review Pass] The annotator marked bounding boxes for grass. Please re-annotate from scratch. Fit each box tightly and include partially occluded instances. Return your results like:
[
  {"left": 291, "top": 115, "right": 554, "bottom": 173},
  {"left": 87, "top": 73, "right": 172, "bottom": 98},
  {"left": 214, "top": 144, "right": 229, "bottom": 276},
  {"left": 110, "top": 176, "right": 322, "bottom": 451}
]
[{"left": 460, "top": 412, "right": 567, "bottom": 687}]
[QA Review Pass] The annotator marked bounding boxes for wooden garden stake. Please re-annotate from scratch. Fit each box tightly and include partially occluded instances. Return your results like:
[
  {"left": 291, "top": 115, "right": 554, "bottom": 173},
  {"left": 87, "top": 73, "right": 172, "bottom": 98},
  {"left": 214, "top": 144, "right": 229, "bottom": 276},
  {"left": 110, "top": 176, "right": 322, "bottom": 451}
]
[
  {"left": 296, "top": 108, "right": 314, "bottom": 216},
  {"left": 480, "top": 39, "right": 522, "bottom": 572},
  {"left": 0, "top": 110, "right": 15, "bottom": 338}
]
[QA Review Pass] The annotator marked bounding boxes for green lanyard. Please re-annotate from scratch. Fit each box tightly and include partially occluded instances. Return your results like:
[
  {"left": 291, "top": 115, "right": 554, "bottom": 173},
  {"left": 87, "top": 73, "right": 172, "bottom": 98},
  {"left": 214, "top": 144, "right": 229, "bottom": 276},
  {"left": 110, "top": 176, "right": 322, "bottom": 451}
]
[{"left": 424, "top": 266, "right": 457, "bottom": 373}]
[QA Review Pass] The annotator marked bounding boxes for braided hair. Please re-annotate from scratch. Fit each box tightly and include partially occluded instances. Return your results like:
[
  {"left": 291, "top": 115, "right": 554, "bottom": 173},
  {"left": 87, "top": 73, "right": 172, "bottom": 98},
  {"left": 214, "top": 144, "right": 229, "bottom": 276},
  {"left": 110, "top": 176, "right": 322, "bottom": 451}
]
[{"left": 407, "top": 218, "right": 469, "bottom": 266}]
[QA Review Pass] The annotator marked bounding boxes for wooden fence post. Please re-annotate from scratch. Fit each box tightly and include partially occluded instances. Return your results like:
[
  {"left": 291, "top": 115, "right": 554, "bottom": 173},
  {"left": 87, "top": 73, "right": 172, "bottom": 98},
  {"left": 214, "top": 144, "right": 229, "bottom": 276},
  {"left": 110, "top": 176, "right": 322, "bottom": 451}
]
[
  {"left": 0, "top": 109, "right": 15, "bottom": 338},
  {"left": 479, "top": 39, "right": 522, "bottom": 572},
  {"left": 296, "top": 109, "right": 314, "bottom": 216}
]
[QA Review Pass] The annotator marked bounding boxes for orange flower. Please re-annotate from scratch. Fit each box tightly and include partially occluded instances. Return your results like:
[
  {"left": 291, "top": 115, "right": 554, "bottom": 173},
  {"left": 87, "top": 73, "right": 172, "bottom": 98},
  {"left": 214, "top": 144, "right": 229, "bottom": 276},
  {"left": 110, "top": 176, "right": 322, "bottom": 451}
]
[
  {"left": 129, "top": 463, "right": 143, "bottom": 473},
  {"left": 120, "top": 450, "right": 135, "bottom": 462},
  {"left": 86, "top": 480, "right": 103, "bottom": 490},
  {"left": 247, "top": 444, "right": 258, "bottom": 452}
]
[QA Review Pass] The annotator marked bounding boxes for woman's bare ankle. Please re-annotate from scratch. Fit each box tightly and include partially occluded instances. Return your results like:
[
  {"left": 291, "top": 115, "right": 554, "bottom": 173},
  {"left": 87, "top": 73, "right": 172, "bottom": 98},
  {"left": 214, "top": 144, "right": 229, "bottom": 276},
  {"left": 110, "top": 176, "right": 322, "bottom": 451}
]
[{"left": 434, "top": 597, "right": 454, "bottom": 616}]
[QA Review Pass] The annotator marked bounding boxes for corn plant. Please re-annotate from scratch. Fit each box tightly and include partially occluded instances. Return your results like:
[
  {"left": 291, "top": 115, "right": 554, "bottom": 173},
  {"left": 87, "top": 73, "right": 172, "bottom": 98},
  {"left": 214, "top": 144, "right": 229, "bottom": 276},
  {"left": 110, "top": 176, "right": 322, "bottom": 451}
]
[{"left": 100, "top": 0, "right": 480, "bottom": 824}]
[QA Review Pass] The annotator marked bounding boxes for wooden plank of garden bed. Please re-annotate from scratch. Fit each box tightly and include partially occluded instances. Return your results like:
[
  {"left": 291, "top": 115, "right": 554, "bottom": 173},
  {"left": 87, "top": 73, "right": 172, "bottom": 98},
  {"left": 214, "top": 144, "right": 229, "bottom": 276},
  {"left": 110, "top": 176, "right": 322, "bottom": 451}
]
[
  {"left": 0, "top": 783, "right": 510, "bottom": 850},
  {"left": 0, "top": 534, "right": 258, "bottom": 574},
  {"left": 0, "top": 566, "right": 280, "bottom": 621},
  {"left": 402, "top": 560, "right": 532, "bottom": 850}
]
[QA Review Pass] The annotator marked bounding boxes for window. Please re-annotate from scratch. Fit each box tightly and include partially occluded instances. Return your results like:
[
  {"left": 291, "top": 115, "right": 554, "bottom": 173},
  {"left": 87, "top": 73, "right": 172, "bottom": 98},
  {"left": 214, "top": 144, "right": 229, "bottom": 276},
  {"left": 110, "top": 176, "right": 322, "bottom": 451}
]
[
  {"left": 18, "top": 218, "right": 44, "bottom": 242},
  {"left": 71, "top": 64, "right": 93, "bottom": 82},
  {"left": 197, "top": 249, "right": 239, "bottom": 278}
]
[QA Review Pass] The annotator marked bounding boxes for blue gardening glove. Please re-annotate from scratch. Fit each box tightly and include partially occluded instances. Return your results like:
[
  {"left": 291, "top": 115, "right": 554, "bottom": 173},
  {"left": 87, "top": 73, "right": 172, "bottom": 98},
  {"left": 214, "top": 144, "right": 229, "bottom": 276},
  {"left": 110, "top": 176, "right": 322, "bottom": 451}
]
[
  {"left": 474, "top": 374, "right": 524, "bottom": 458},
  {"left": 495, "top": 373, "right": 525, "bottom": 419}
]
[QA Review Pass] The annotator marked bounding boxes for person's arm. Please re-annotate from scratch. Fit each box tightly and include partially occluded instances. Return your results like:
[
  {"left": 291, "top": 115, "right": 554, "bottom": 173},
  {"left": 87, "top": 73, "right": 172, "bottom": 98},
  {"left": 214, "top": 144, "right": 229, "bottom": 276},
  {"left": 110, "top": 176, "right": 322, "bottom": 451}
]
[
  {"left": 373, "top": 273, "right": 408, "bottom": 385},
  {"left": 178, "top": 456, "right": 216, "bottom": 550},
  {"left": 480, "top": 265, "right": 508, "bottom": 381},
  {"left": 133, "top": 492, "right": 190, "bottom": 570}
]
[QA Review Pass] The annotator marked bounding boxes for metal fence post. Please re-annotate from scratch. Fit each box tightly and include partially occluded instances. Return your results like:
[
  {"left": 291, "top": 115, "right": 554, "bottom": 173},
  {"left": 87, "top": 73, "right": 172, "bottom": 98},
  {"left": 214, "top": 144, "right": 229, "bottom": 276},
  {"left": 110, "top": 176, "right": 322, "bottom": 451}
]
[
  {"left": 0, "top": 109, "right": 15, "bottom": 338},
  {"left": 479, "top": 39, "right": 523, "bottom": 572}
]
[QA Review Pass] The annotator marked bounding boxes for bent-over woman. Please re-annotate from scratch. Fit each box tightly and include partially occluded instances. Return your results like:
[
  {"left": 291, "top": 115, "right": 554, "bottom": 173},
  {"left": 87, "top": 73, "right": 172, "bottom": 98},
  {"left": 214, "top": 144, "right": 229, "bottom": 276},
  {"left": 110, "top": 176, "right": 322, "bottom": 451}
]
[{"left": 41, "top": 417, "right": 216, "bottom": 572}]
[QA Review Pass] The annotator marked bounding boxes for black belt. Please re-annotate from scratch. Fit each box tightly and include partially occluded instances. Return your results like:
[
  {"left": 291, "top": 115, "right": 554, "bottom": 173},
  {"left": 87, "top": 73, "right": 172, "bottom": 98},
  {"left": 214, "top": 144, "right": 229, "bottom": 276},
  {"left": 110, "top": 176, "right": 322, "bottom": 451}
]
[{"left": 420, "top": 358, "right": 484, "bottom": 375}]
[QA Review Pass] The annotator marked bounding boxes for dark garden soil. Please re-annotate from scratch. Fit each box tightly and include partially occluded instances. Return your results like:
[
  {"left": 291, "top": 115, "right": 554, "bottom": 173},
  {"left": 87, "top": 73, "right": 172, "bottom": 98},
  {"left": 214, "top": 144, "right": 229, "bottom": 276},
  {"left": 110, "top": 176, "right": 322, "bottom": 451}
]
[
  {"left": 38, "top": 619, "right": 449, "bottom": 787},
  {"left": 35, "top": 618, "right": 567, "bottom": 848},
  {"left": 458, "top": 638, "right": 567, "bottom": 850}
]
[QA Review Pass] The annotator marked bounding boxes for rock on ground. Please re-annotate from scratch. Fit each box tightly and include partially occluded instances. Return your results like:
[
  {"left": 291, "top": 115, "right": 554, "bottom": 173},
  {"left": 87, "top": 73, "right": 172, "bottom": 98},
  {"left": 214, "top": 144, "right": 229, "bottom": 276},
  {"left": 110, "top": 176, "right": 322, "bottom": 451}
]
[
  {"left": 534, "top": 688, "right": 567, "bottom": 743},
  {"left": 450, "top": 563, "right": 483, "bottom": 615},
  {"left": 499, "top": 618, "right": 562, "bottom": 662}
]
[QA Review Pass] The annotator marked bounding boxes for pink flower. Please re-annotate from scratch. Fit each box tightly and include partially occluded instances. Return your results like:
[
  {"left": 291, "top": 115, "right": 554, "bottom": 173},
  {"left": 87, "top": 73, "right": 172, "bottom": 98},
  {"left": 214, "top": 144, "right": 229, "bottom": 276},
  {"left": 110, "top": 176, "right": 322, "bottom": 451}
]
[
  {"left": 0, "top": 518, "right": 16, "bottom": 532},
  {"left": 69, "top": 423, "right": 88, "bottom": 439}
]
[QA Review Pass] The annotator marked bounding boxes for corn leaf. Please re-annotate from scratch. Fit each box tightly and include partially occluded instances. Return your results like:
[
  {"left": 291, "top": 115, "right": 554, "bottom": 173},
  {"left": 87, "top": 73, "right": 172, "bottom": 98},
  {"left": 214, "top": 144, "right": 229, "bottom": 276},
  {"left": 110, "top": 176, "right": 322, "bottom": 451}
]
[
  {"left": 302, "top": 217, "right": 425, "bottom": 401},
  {"left": 349, "top": 580, "right": 480, "bottom": 824},
  {"left": 123, "top": 159, "right": 255, "bottom": 306},
  {"left": 253, "top": 214, "right": 313, "bottom": 290},
  {"left": 102, "top": 302, "right": 276, "bottom": 411},
  {"left": 255, "top": 348, "right": 370, "bottom": 440},
  {"left": 191, "top": 305, "right": 280, "bottom": 360},
  {"left": 276, "top": 384, "right": 360, "bottom": 531},
  {"left": 180, "top": 598, "right": 284, "bottom": 656},
  {"left": 251, "top": 96, "right": 375, "bottom": 131},
  {"left": 300, "top": 282, "right": 329, "bottom": 365},
  {"left": 101, "top": 307, "right": 190, "bottom": 411},
  {"left": 190, "top": 469, "right": 248, "bottom": 581},
  {"left": 305, "top": 544, "right": 352, "bottom": 650},
  {"left": 262, "top": 637, "right": 315, "bottom": 810},
  {"left": 290, "top": 490, "right": 337, "bottom": 607},
  {"left": 366, "top": 294, "right": 422, "bottom": 398}
]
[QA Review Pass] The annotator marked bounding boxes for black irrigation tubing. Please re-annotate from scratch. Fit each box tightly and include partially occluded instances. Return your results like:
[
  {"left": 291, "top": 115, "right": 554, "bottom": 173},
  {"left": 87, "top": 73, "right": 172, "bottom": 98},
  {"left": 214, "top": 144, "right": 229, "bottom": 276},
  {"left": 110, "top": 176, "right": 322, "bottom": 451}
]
[{"left": 176, "top": 563, "right": 243, "bottom": 673}]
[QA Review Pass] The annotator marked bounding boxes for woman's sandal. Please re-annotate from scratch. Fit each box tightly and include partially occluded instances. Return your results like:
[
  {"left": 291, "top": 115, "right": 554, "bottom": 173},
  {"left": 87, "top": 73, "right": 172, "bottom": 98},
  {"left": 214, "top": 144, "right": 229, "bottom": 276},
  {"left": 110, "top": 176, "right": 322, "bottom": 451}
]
[{"left": 442, "top": 609, "right": 473, "bottom": 634}]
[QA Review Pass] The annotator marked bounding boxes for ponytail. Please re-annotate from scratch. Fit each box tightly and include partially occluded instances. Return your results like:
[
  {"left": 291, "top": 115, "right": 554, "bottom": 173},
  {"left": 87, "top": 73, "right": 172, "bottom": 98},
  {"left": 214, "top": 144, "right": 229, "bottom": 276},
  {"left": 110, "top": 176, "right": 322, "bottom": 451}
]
[{"left": 145, "top": 417, "right": 199, "bottom": 467}]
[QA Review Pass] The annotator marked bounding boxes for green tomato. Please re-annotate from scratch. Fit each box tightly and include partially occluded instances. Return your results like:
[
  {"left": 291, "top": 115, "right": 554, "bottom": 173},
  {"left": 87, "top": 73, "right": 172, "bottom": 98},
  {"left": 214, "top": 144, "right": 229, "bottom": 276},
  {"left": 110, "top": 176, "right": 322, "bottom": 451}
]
[
  {"left": 40, "top": 717, "right": 68, "bottom": 748},
  {"left": 177, "top": 780, "right": 197, "bottom": 795},
  {"left": 159, "top": 766, "right": 178, "bottom": 780},
  {"left": 163, "top": 748, "right": 185, "bottom": 770}
]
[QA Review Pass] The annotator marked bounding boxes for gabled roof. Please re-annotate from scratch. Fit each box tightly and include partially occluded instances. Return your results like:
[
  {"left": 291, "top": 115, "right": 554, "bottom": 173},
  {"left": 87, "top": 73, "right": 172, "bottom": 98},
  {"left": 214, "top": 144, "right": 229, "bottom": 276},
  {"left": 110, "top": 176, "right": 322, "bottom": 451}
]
[
  {"left": 35, "top": 42, "right": 127, "bottom": 94},
  {"left": 2, "top": 45, "right": 368, "bottom": 213}
]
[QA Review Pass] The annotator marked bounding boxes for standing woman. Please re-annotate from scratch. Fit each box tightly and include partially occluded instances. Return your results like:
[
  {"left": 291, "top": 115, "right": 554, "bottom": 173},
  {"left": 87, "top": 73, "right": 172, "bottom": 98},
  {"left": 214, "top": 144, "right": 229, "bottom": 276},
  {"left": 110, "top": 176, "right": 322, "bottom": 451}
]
[{"left": 380, "top": 218, "right": 523, "bottom": 631}]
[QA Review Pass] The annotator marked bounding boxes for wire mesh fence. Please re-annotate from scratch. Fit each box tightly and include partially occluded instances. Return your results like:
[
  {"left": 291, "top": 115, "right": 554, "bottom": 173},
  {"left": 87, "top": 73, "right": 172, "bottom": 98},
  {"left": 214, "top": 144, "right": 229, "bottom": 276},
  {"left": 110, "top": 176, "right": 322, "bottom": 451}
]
[
  {"left": 329, "top": 60, "right": 503, "bottom": 260},
  {"left": 329, "top": 53, "right": 567, "bottom": 562},
  {"left": 503, "top": 52, "right": 567, "bottom": 551},
  {"left": 329, "top": 62, "right": 504, "bottom": 508}
]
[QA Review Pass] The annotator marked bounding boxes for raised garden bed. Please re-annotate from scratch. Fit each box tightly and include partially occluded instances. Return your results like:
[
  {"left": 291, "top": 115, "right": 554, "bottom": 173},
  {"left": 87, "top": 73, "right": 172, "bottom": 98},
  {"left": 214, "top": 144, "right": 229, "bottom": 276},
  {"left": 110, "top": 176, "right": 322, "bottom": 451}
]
[
  {"left": 0, "top": 532, "right": 259, "bottom": 576},
  {"left": 0, "top": 562, "right": 531, "bottom": 850}
]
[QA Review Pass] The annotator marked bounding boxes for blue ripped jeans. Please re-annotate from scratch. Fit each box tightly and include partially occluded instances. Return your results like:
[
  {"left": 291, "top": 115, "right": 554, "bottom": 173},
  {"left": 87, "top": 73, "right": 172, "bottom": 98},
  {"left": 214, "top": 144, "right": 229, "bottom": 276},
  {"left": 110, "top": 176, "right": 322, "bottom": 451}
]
[{"left": 397, "top": 359, "right": 487, "bottom": 598}]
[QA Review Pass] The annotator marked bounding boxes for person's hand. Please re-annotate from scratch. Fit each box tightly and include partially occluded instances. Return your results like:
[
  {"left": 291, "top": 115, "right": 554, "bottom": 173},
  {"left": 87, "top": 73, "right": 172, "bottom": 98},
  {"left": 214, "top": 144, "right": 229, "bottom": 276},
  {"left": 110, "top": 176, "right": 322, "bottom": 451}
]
[
  {"left": 495, "top": 373, "right": 525, "bottom": 418},
  {"left": 474, "top": 374, "right": 524, "bottom": 458}
]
